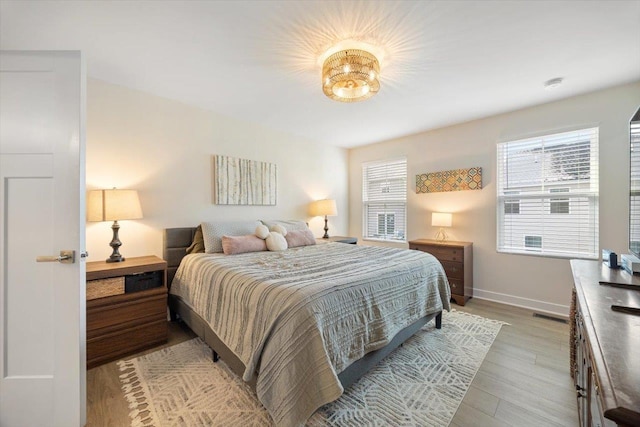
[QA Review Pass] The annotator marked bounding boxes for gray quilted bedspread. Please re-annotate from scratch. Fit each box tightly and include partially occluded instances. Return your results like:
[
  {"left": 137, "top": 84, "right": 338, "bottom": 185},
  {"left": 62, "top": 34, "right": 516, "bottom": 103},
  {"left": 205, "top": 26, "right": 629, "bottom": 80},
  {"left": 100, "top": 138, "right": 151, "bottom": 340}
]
[{"left": 170, "top": 242, "right": 450, "bottom": 426}]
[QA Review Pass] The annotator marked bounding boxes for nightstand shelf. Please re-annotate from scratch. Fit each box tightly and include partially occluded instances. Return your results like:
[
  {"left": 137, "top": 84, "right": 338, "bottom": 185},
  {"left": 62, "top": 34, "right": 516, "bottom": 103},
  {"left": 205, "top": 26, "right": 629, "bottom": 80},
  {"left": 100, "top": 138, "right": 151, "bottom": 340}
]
[
  {"left": 86, "top": 255, "right": 168, "bottom": 368},
  {"left": 408, "top": 239, "right": 473, "bottom": 306},
  {"left": 317, "top": 236, "right": 358, "bottom": 244}
]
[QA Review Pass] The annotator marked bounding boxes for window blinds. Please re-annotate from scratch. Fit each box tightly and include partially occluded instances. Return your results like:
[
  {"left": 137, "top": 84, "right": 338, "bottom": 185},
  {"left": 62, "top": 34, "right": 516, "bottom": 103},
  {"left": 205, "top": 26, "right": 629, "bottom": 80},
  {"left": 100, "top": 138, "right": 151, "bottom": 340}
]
[
  {"left": 497, "top": 127, "right": 599, "bottom": 258},
  {"left": 362, "top": 158, "right": 407, "bottom": 241},
  {"left": 631, "top": 120, "right": 640, "bottom": 254}
]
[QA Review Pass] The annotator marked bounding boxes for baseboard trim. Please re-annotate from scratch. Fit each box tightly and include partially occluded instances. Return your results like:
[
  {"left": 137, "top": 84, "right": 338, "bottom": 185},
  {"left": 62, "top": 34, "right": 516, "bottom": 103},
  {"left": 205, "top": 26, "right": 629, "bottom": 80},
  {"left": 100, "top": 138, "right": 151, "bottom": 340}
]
[{"left": 473, "top": 288, "right": 570, "bottom": 318}]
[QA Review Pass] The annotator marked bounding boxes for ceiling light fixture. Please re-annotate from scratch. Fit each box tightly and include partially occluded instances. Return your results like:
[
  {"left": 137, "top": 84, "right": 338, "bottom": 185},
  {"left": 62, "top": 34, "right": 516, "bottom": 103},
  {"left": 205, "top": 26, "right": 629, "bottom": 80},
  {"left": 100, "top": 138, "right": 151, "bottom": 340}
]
[
  {"left": 544, "top": 77, "right": 564, "bottom": 90},
  {"left": 322, "top": 49, "right": 380, "bottom": 102}
]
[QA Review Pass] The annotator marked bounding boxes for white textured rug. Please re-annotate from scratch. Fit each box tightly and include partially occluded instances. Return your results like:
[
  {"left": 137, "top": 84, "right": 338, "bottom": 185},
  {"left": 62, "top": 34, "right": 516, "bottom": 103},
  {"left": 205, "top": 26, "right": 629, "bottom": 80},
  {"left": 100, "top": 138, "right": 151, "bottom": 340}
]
[{"left": 118, "top": 310, "right": 505, "bottom": 427}]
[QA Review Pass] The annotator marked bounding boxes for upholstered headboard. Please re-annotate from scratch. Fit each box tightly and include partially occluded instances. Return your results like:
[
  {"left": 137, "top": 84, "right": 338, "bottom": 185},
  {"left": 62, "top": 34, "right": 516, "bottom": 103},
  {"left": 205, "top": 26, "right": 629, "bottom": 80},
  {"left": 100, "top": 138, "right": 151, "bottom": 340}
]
[{"left": 163, "top": 227, "right": 197, "bottom": 287}]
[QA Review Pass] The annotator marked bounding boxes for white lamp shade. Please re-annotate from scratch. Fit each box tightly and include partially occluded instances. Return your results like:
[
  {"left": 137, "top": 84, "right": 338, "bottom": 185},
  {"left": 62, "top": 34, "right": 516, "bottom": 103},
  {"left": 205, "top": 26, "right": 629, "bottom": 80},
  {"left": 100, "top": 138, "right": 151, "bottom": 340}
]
[
  {"left": 432, "top": 212, "right": 452, "bottom": 227},
  {"left": 309, "top": 199, "right": 338, "bottom": 217},
  {"left": 87, "top": 189, "right": 143, "bottom": 222}
]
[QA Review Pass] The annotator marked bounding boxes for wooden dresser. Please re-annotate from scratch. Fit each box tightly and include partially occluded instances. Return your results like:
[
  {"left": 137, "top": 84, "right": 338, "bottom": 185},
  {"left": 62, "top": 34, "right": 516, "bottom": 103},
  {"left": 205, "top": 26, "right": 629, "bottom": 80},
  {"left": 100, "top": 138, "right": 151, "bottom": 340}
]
[
  {"left": 570, "top": 260, "right": 640, "bottom": 427},
  {"left": 408, "top": 239, "right": 473, "bottom": 305},
  {"left": 86, "top": 255, "right": 168, "bottom": 369}
]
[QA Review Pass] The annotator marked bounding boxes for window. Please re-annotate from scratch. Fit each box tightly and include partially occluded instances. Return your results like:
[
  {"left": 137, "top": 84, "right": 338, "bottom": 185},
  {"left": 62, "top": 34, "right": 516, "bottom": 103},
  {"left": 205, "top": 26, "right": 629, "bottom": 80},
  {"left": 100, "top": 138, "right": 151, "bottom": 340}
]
[
  {"left": 378, "top": 213, "right": 395, "bottom": 235},
  {"left": 549, "top": 188, "right": 570, "bottom": 214},
  {"left": 363, "top": 158, "right": 407, "bottom": 241},
  {"left": 504, "top": 191, "right": 520, "bottom": 214},
  {"left": 497, "top": 127, "right": 599, "bottom": 258},
  {"left": 524, "top": 235, "right": 542, "bottom": 250}
]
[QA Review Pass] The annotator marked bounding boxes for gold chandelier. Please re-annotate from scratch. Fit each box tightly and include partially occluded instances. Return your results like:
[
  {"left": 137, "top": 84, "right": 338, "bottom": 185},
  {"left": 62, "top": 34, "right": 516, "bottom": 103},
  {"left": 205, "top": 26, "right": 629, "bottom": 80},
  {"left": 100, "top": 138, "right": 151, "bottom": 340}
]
[{"left": 322, "top": 49, "right": 380, "bottom": 102}]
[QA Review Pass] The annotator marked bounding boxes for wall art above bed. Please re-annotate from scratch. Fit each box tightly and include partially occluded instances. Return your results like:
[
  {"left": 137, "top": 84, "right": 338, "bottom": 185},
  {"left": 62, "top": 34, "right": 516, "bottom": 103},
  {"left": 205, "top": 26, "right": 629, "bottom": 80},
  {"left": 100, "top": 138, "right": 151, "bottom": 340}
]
[
  {"left": 213, "top": 155, "right": 277, "bottom": 205},
  {"left": 416, "top": 167, "right": 482, "bottom": 193}
]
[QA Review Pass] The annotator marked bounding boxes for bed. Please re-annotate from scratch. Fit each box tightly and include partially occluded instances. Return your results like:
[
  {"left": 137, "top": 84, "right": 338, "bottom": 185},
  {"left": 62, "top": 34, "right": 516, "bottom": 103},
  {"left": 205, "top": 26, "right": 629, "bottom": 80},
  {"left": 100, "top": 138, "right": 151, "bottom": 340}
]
[{"left": 164, "top": 226, "right": 451, "bottom": 427}]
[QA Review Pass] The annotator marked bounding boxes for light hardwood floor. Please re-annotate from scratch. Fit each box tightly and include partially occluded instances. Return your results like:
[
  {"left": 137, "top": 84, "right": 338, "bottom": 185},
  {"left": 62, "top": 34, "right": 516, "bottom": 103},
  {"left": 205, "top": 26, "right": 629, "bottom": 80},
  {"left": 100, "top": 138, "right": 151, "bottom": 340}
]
[
  {"left": 450, "top": 300, "right": 577, "bottom": 427},
  {"left": 86, "top": 298, "right": 578, "bottom": 426}
]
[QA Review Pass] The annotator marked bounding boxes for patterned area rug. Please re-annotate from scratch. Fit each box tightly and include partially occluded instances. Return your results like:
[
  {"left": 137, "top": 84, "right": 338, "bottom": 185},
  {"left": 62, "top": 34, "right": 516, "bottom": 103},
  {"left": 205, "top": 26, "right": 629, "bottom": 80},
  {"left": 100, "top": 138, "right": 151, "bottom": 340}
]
[{"left": 118, "top": 310, "right": 505, "bottom": 427}]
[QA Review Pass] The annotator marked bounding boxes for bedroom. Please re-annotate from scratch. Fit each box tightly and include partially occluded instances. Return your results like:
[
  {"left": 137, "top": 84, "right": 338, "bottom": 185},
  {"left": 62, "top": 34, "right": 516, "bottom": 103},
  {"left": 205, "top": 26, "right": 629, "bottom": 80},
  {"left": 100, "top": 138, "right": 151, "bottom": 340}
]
[{"left": 1, "top": 1, "right": 639, "bottom": 426}]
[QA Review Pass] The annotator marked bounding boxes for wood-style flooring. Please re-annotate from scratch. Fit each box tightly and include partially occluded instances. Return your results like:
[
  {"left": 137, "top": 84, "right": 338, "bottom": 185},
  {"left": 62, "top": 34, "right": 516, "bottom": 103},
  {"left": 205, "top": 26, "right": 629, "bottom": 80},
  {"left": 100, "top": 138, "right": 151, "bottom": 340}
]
[{"left": 86, "top": 298, "right": 578, "bottom": 426}]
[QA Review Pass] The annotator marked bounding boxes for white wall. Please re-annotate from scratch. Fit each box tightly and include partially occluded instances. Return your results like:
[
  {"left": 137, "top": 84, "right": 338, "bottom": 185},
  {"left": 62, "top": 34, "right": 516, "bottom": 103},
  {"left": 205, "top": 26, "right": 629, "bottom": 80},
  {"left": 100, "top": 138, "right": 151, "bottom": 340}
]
[
  {"left": 349, "top": 82, "right": 640, "bottom": 316},
  {"left": 86, "top": 79, "right": 348, "bottom": 261}
]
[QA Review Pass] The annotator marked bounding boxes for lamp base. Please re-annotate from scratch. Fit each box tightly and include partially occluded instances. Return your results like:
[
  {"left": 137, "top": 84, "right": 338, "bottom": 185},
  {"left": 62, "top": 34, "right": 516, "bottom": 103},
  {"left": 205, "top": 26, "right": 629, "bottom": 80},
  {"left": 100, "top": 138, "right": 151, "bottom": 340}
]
[
  {"left": 435, "top": 228, "right": 448, "bottom": 242},
  {"left": 106, "top": 220, "right": 126, "bottom": 263},
  {"left": 322, "top": 215, "right": 330, "bottom": 239}
]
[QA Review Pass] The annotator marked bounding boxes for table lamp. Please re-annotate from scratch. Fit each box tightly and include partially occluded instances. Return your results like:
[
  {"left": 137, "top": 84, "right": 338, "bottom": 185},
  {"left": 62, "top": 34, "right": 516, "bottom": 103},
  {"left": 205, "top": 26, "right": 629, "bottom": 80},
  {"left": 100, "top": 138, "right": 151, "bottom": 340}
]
[
  {"left": 87, "top": 189, "right": 143, "bottom": 262},
  {"left": 432, "top": 212, "right": 452, "bottom": 242},
  {"left": 309, "top": 199, "right": 338, "bottom": 239}
]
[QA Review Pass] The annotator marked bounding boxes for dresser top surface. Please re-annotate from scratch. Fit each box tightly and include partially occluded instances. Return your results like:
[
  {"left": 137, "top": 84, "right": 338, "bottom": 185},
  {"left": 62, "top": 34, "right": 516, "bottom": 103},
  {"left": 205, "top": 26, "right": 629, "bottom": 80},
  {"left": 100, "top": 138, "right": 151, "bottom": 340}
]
[
  {"left": 571, "top": 260, "right": 640, "bottom": 420},
  {"left": 408, "top": 239, "right": 472, "bottom": 248}
]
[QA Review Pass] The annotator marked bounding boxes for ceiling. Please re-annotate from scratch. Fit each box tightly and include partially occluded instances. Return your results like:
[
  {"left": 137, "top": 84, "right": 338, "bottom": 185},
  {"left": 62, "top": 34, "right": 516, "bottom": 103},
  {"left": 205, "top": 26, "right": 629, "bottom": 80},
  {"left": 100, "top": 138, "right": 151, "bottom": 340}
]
[{"left": 1, "top": 1, "right": 639, "bottom": 148}]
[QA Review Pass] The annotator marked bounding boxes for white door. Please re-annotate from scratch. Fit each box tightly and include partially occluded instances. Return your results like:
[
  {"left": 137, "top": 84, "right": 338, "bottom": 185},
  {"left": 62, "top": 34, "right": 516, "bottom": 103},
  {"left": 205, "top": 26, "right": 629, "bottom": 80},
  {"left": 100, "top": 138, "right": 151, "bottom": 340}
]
[{"left": 0, "top": 51, "right": 86, "bottom": 426}]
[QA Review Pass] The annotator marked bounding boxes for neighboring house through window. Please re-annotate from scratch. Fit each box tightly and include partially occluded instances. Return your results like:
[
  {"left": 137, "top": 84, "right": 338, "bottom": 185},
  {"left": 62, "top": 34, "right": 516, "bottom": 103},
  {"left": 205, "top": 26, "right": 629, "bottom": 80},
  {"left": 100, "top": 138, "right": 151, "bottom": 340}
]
[
  {"left": 362, "top": 158, "right": 407, "bottom": 241},
  {"left": 497, "top": 127, "right": 599, "bottom": 258},
  {"left": 550, "top": 188, "right": 570, "bottom": 214},
  {"left": 504, "top": 191, "right": 520, "bottom": 214},
  {"left": 524, "top": 235, "right": 542, "bottom": 250}
]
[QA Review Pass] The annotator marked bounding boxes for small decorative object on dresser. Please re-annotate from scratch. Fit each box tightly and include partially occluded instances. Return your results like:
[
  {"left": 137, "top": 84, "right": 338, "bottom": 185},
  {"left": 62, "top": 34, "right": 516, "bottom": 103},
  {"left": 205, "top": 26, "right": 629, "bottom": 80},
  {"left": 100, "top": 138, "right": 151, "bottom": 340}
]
[
  {"left": 86, "top": 255, "right": 168, "bottom": 369},
  {"left": 409, "top": 239, "right": 472, "bottom": 305}
]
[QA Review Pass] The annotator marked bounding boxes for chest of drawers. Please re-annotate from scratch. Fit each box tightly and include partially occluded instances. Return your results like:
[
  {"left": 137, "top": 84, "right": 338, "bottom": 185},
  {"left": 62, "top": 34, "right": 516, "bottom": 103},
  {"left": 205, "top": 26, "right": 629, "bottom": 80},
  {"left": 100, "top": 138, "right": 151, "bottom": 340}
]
[{"left": 408, "top": 239, "right": 473, "bottom": 305}]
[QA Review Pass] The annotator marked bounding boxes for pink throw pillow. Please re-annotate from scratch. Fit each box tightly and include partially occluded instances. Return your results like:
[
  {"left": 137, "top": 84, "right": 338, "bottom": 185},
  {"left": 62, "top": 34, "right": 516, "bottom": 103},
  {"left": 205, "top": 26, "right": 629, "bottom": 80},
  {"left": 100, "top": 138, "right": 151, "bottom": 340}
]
[
  {"left": 285, "top": 229, "right": 317, "bottom": 248},
  {"left": 221, "top": 234, "right": 267, "bottom": 255}
]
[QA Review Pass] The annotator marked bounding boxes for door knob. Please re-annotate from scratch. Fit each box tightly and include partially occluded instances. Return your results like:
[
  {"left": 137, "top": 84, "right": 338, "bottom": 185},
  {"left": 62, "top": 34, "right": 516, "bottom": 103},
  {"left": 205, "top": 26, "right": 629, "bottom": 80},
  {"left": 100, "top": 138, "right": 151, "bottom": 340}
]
[{"left": 36, "top": 250, "right": 75, "bottom": 264}]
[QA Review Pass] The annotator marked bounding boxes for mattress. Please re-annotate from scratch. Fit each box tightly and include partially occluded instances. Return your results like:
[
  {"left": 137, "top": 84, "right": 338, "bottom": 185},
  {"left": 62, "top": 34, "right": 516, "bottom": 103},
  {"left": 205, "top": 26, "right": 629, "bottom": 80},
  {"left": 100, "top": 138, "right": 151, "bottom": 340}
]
[{"left": 170, "top": 242, "right": 450, "bottom": 426}]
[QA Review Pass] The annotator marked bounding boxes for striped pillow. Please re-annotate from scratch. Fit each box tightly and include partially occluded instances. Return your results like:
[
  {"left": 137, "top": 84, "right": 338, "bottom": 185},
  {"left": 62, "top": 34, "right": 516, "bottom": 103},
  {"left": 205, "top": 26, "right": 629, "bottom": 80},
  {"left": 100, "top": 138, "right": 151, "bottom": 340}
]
[{"left": 201, "top": 220, "right": 261, "bottom": 253}]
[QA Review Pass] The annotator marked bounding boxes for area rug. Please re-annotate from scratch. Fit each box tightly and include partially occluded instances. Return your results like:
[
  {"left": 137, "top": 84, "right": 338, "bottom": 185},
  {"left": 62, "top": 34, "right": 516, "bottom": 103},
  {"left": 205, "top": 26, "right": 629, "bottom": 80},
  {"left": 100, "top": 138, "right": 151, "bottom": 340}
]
[{"left": 118, "top": 310, "right": 506, "bottom": 427}]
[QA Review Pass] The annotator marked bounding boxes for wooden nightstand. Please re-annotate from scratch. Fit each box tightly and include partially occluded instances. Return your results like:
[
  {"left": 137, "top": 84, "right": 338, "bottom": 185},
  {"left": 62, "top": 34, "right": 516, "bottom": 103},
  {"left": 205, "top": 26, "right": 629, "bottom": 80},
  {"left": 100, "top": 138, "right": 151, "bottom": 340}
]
[
  {"left": 317, "top": 236, "right": 358, "bottom": 244},
  {"left": 86, "top": 255, "right": 168, "bottom": 368},
  {"left": 408, "top": 239, "right": 473, "bottom": 306}
]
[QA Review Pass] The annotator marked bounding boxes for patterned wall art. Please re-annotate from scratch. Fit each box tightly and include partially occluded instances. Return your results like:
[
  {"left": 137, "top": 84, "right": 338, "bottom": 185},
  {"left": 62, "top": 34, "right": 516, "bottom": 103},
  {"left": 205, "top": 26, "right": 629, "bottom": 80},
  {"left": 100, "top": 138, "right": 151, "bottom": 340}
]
[
  {"left": 416, "top": 167, "right": 482, "bottom": 193},
  {"left": 213, "top": 155, "right": 277, "bottom": 205}
]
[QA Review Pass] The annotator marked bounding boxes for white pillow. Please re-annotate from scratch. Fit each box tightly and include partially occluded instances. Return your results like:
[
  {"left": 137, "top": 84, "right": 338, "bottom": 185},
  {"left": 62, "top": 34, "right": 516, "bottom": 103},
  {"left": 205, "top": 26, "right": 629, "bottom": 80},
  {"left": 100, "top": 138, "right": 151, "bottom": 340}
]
[
  {"left": 266, "top": 232, "right": 288, "bottom": 251},
  {"left": 270, "top": 224, "right": 287, "bottom": 236},
  {"left": 201, "top": 220, "right": 261, "bottom": 253},
  {"left": 255, "top": 224, "right": 270, "bottom": 239}
]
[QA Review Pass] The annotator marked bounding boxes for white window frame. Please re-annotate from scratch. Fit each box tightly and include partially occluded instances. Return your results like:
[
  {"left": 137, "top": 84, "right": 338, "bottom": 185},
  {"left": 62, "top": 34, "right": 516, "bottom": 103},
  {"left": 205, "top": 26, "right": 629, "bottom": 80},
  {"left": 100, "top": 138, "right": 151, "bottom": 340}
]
[
  {"left": 497, "top": 127, "right": 599, "bottom": 259},
  {"left": 362, "top": 158, "right": 407, "bottom": 242}
]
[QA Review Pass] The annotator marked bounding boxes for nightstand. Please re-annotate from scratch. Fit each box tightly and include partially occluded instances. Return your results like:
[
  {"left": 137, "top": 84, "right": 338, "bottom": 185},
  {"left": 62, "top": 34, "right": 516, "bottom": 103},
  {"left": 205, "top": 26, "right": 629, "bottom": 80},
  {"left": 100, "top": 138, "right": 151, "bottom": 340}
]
[
  {"left": 86, "top": 255, "right": 168, "bottom": 368},
  {"left": 408, "top": 239, "right": 473, "bottom": 306},
  {"left": 317, "top": 236, "right": 358, "bottom": 244}
]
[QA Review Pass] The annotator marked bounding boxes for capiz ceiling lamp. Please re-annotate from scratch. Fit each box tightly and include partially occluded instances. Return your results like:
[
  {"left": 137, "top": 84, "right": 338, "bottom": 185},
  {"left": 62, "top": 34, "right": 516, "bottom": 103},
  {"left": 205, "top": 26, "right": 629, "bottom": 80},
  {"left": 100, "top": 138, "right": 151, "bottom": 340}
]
[{"left": 322, "top": 49, "right": 380, "bottom": 102}]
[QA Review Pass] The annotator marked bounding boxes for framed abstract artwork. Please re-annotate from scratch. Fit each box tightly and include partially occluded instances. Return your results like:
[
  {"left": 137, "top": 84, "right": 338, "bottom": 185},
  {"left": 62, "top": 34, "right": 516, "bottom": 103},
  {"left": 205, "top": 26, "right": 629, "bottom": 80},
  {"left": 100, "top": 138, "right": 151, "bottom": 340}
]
[
  {"left": 213, "top": 155, "right": 277, "bottom": 205},
  {"left": 416, "top": 167, "right": 482, "bottom": 193}
]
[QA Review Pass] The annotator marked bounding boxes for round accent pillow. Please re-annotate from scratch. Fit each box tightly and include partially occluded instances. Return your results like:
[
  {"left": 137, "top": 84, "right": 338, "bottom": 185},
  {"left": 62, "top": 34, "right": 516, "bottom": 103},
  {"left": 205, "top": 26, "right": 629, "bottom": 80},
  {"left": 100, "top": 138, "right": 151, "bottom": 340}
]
[
  {"left": 270, "top": 224, "right": 287, "bottom": 236},
  {"left": 265, "top": 232, "right": 288, "bottom": 251},
  {"left": 255, "top": 224, "right": 270, "bottom": 240}
]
